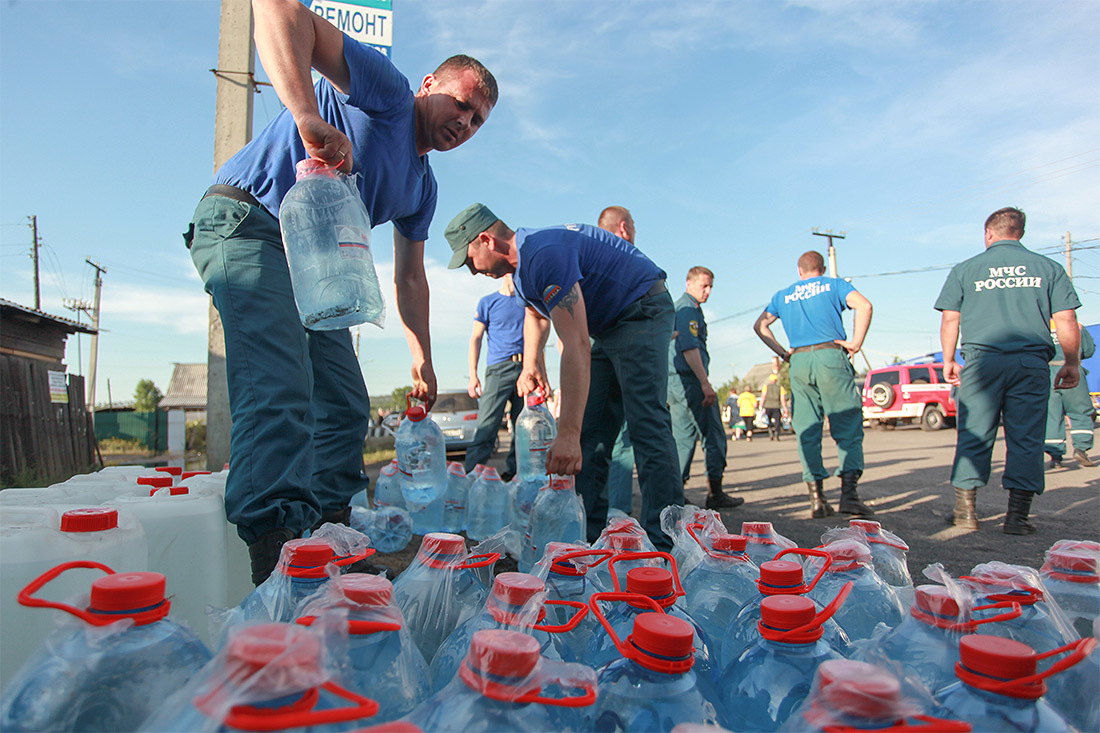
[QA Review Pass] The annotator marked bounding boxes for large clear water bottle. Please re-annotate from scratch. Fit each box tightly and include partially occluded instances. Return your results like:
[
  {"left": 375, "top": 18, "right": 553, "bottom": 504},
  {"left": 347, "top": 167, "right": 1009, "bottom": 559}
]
[
  {"left": 681, "top": 532, "right": 760, "bottom": 647},
  {"left": 466, "top": 466, "right": 510, "bottom": 542},
  {"left": 806, "top": 539, "right": 905, "bottom": 643},
  {"left": 846, "top": 519, "right": 913, "bottom": 590},
  {"left": 441, "top": 462, "right": 470, "bottom": 533},
  {"left": 395, "top": 402, "right": 447, "bottom": 510},
  {"left": 741, "top": 521, "right": 797, "bottom": 567},
  {"left": 349, "top": 505, "right": 413, "bottom": 554},
  {"left": 520, "top": 476, "right": 585, "bottom": 573},
  {"left": 515, "top": 391, "right": 556, "bottom": 482},
  {"left": 535, "top": 544, "right": 612, "bottom": 664},
  {"left": 962, "top": 561, "right": 1078, "bottom": 656},
  {"left": 0, "top": 562, "right": 211, "bottom": 732},
  {"left": 372, "top": 459, "right": 405, "bottom": 510},
  {"left": 1040, "top": 539, "right": 1100, "bottom": 639},
  {"left": 279, "top": 159, "right": 384, "bottom": 330}
]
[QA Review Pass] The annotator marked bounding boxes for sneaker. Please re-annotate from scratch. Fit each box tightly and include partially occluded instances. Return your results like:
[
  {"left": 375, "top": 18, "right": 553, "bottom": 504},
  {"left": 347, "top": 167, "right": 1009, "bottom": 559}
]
[
  {"left": 705, "top": 492, "right": 745, "bottom": 510},
  {"left": 1048, "top": 456, "right": 1064, "bottom": 470},
  {"left": 1073, "top": 449, "right": 1096, "bottom": 468}
]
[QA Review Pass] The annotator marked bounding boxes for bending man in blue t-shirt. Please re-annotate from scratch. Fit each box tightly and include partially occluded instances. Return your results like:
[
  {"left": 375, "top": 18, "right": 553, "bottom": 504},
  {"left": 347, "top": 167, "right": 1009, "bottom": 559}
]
[
  {"left": 443, "top": 203, "right": 683, "bottom": 550},
  {"left": 465, "top": 274, "right": 526, "bottom": 477},
  {"left": 754, "top": 250, "right": 875, "bottom": 519},
  {"left": 183, "top": 0, "right": 497, "bottom": 585}
]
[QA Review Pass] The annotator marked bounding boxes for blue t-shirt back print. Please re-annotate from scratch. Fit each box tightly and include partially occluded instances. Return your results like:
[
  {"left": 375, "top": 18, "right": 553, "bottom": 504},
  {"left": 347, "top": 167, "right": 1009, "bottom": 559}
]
[{"left": 766, "top": 276, "right": 856, "bottom": 349}]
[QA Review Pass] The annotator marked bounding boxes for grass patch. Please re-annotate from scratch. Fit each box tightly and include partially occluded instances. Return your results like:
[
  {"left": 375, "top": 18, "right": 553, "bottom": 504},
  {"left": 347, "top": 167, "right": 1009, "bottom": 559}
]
[
  {"left": 98, "top": 437, "right": 151, "bottom": 455},
  {"left": 363, "top": 435, "right": 395, "bottom": 467}
]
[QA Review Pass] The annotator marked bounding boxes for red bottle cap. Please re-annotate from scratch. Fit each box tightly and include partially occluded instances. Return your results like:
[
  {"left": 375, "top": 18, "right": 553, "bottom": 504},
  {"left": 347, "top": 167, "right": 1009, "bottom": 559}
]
[
  {"left": 154, "top": 466, "right": 183, "bottom": 477},
  {"left": 629, "top": 613, "right": 695, "bottom": 672},
  {"left": 759, "top": 595, "right": 824, "bottom": 642},
  {"left": 913, "top": 585, "right": 961, "bottom": 620},
  {"left": 741, "top": 521, "right": 773, "bottom": 535},
  {"left": 480, "top": 466, "right": 501, "bottom": 482},
  {"left": 959, "top": 634, "right": 1036, "bottom": 681},
  {"left": 226, "top": 623, "right": 323, "bottom": 680},
  {"left": 420, "top": 532, "right": 466, "bottom": 557},
  {"left": 712, "top": 534, "right": 748, "bottom": 553},
  {"left": 1047, "top": 542, "right": 1100, "bottom": 582},
  {"left": 606, "top": 534, "right": 646, "bottom": 551},
  {"left": 549, "top": 477, "right": 574, "bottom": 491},
  {"left": 759, "top": 559, "right": 805, "bottom": 593},
  {"left": 149, "top": 486, "right": 189, "bottom": 496},
  {"left": 137, "top": 476, "right": 173, "bottom": 488},
  {"left": 60, "top": 508, "right": 119, "bottom": 533},
  {"left": 817, "top": 659, "right": 902, "bottom": 718},
  {"left": 492, "top": 572, "right": 545, "bottom": 606},
  {"left": 625, "top": 567, "right": 676, "bottom": 607},
  {"left": 283, "top": 539, "right": 336, "bottom": 568},
  {"left": 89, "top": 571, "right": 169, "bottom": 624},
  {"left": 339, "top": 574, "right": 393, "bottom": 606},
  {"left": 465, "top": 629, "right": 540, "bottom": 679},
  {"left": 405, "top": 405, "right": 427, "bottom": 422},
  {"left": 824, "top": 539, "right": 872, "bottom": 569},
  {"left": 181, "top": 470, "right": 211, "bottom": 480},
  {"left": 849, "top": 519, "right": 882, "bottom": 534},
  {"left": 447, "top": 462, "right": 466, "bottom": 477},
  {"left": 526, "top": 392, "right": 546, "bottom": 407},
  {"left": 295, "top": 158, "right": 340, "bottom": 180}
]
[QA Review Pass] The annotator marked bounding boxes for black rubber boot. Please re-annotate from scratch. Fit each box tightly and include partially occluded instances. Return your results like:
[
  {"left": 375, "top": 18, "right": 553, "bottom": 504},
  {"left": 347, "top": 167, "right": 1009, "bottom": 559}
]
[
  {"left": 706, "top": 476, "right": 744, "bottom": 509},
  {"left": 248, "top": 527, "right": 297, "bottom": 586},
  {"left": 837, "top": 471, "right": 874, "bottom": 516},
  {"left": 1003, "top": 488, "right": 1038, "bottom": 535},
  {"left": 949, "top": 487, "right": 979, "bottom": 530},
  {"left": 313, "top": 506, "right": 352, "bottom": 530},
  {"left": 807, "top": 479, "right": 834, "bottom": 519}
]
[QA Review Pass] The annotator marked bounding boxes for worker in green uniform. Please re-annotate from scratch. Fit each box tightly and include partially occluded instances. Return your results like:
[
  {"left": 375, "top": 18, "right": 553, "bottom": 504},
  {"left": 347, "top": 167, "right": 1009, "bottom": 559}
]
[
  {"left": 1045, "top": 322, "right": 1096, "bottom": 468},
  {"left": 936, "top": 207, "right": 1082, "bottom": 535}
]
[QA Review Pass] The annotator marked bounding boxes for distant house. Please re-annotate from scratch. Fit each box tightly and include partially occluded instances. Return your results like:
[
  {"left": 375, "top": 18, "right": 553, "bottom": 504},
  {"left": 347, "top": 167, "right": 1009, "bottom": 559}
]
[
  {"left": 161, "top": 362, "right": 207, "bottom": 423},
  {"left": 741, "top": 362, "right": 775, "bottom": 391}
]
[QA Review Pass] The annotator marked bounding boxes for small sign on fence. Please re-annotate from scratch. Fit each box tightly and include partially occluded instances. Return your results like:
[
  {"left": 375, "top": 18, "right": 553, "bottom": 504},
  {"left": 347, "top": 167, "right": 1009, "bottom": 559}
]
[{"left": 48, "top": 370, "right": 68, "bottom": 404}]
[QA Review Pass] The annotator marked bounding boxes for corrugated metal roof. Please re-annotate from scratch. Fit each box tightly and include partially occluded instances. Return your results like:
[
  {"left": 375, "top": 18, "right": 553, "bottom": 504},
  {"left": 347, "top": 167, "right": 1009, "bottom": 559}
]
[
  {"left": 0, "top": 298, "right": 97, "bottom": 334},
  {"left": 160, "top": 362, "right": 207, "bottom": 409}
]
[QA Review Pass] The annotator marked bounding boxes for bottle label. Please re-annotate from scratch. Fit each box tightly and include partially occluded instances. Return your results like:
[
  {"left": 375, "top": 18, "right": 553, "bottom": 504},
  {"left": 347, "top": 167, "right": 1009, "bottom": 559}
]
[
  {"left": 336, "top": 225, "right": 371, "bottom": 260},
  {"left": 400, "top": 441, "right": 430, "bottom": 474}
]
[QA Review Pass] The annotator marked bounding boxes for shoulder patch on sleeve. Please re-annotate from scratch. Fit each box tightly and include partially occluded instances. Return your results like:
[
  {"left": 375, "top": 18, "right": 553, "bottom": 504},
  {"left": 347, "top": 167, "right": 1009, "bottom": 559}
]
[
  {"left": 542, "top": 284, "right": 562, "bottom": 304},
  {"left": 688, "top": 320, "right": 699, "bottom": 337}
]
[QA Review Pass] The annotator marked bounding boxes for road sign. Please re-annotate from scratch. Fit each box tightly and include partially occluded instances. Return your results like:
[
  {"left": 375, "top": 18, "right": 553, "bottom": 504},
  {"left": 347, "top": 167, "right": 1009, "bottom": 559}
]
[{"left": 306, "top": 0, "right": 393, "bottom": 56}]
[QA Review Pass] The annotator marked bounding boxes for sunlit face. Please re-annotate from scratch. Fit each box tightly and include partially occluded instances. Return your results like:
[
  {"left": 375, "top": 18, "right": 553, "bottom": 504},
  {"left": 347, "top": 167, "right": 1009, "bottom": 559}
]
[
  {"left": 686, "top": 274, "right": 713, "bottom": 304},
  {"left": 415, "top": 69, "right": 493, "bottom": 153},
  {"left": 464, "top": 235, "right": 510, "bottom": 279}
]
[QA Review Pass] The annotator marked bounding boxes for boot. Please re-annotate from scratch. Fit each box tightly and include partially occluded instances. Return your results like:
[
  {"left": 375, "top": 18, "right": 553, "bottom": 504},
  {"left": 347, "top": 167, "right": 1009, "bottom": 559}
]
[
  {"left": 313, "top": 506, "right": 352, "bottom": 530},
  {"left": 807, "top": 479, "right": 834, "bottom": 519},
  {"left": 248, "top": 527, "right": 297, "bottom": 586},
  {"left": 1003, "top": 488, "right": 1038, "bottom": 535},
  {"left": 837, "top": 472, "right": 874, "bottom": 516},
  {"left": 313, "top": 506, "right": 393, "bottom": 577},
  {"left": 705, "top": 476, "right": 744, "bottom": 509},
  {"left": 949, "top": 487, "right": 979, "bottom": 530}
]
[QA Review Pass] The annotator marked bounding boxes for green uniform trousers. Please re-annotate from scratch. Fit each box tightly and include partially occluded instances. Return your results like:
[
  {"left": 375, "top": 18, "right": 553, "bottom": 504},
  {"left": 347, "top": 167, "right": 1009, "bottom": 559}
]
[
  {"left": 951, "top": 350, "right": 1048, "bottom": 494},
  {"left": 789, "top": 348, "right": 864, "bottom": 482},
  {"left": 1044, "top": 365, "right": 1095, "bottom": 458},
  {"left": 668, "top": 371, "right": 728, "bottom": 483}
]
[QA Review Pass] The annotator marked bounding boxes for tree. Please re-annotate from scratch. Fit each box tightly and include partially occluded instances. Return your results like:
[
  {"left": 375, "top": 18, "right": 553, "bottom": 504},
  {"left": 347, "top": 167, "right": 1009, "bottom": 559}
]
[
  {"left": 383, "top": 385, "right": 414, "bottom": 412},
  {"left": 133, "top": 379, "right": 163, "bottom": 411}
]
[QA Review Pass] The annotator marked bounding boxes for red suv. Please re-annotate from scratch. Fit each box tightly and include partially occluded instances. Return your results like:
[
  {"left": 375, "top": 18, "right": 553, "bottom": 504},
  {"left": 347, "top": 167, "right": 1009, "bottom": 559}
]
[{"left": 861, "top": 363, "right": 956, "bottom": 431}]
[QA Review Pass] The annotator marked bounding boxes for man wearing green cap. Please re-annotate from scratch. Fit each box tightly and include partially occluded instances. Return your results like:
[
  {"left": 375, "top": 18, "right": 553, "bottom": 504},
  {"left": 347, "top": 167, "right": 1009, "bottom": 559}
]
[{"left": 444, "top": 203, "right": 683, "bottom": 550}]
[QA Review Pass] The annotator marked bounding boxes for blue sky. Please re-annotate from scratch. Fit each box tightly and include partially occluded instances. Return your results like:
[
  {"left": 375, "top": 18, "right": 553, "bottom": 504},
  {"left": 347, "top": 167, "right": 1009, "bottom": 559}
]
[{"left": 2, "top": 0, "right": 1097, "bottom": 405}]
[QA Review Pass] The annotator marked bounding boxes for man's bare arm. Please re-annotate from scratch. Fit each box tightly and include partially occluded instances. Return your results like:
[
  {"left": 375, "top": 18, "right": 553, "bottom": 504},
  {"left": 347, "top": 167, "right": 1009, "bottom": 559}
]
[
  {"left": 939, "top": 310, "right": 962, "bottom": 386},
  {"left": 754, "top": 310, "right": 790, "bottom": 360},
  {"left": 468, "top": 320, "right": 486, "bottom": 398},
  {"left": 682, "top": 348, "right": 716, "bottom": 406},
  {"left": 544, "top": 285, "right": 590, "bottom": 476},
  {"left": 393, "top": 230, "right": 436, "bottom": 409},
  {"left": 836, "top": 290, "right": 873, "bottom": 355},
  {"left": 1052, "top": 309, "right": 1081, "bottom": 390},
  {"left": 518, "top": 307, "right": 552, "bottom": 397}
]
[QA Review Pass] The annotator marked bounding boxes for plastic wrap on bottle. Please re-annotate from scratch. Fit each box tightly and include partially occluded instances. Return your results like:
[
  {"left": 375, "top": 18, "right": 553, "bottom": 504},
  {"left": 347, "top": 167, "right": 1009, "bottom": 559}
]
[
  {"left": 832, "top": 519, "right": 913, "bottom": 592},
  {"left": 391, "top": 532, "right": 501, "bottom": 662},
  {"left": 0, "top": 561, "right": 212, "bottom": 733},
  {"left": 661, "top": 505, "right": 726, "bottom": 579},
  {"left": 520, "top": 475, "right": 586, "bottom": 573},
  {"left": 527, "top": 542, "right": 611, "bottom": 662},
  {"left": 1046, "top": 618, "right": 1100, "bottom": 733},
  {"left": 591, "top": 516, "right": 661, "bottom": 590},
  {"left": 1040, "top": 539, "right": 1100, "bottom": 639},
  {"left": 934, "top": 633, "right": 1096, "bottom": 733},
  {"left": 428, "top": 571, "right": 588, "bottom": 692},
  {"left": 404, "top": 629, "right": 596, "bottom": 733},
  {"left": 349, "top": 505, "right": 413, "bottom": 555},
  {"left": 961, "top": 560, "right": 1078, "bottom": 655},
  {"left": 807, "top": 535, "right": 905, "bottom": 643},
  {"left": 141, "top": 621, "right": 381, "bottom": 732},
  {"left": 373, "top": 460, "right": 406, "bottom": 511},
  {"left": 588, "top": 594, "right": 725, "bottom": 730},
  {"left": 778, "top": 659, "right": 969, "bottom": 733},
  {"left": 466, "top": 466, "right": 511, "bottom": 542},
  {"left": 740, "top": 521, "right": 797, "bottom": 567},
  {"left": 681, "top": 528, "right": 760, "bottom": 652},
  {"left": 441, "top": 462, "right": 469, "bottom": 533},
  {"left": 295, "top": 574, "right": 430, "bottom": 722}
]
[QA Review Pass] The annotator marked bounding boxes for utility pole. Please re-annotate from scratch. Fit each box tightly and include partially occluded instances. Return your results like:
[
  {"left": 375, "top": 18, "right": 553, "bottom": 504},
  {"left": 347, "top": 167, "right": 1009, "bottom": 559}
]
[
  {"left": 85, "top": 259, "right": 106, "bottom": 411},
  {"left": 812, "top": 229, "right": 846, "bottom": 278},
  {"left": 1064, "top": 231, "right": 1073, "bottom": 280},
  {"left": 28, "top": 215, "right": 41, "bottom": 309},
  {"left": 63, "top": 298, "right": 93, "bottom": 375},
  {"left": 206, "top": 0, "right": 256, "bottom": 471}
]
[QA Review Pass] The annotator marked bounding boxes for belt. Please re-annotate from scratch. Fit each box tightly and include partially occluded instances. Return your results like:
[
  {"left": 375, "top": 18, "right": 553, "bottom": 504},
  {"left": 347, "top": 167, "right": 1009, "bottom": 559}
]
[
  {"left": 790, "top": 341, "right": 842, "bottom": 355},
  {"left": 203, "top": 184, "right": 265, "bottom": 211},
  {"left": 510, "top": 353, "right": 523, "bottom": 363}
]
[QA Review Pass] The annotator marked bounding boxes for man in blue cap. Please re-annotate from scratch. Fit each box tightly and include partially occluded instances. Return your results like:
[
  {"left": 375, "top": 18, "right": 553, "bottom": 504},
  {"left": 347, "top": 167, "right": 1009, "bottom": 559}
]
[
  {"left": 444, "top": 203, "right": 683, "bottom": 550},
  {"left": 183, "top": 0, "right": 497, "bottom": 584}
]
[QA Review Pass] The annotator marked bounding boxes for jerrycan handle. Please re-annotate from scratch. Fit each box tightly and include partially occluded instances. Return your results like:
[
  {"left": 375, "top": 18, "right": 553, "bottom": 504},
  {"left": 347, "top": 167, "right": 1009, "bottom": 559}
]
[
  {"left": 18, "top": 560, "right": 127, "bottom": 627},
  {"left": 829, "top": 715, "right": 972, "bottom": 732},
  {"left": 221, "top": 680, "right": 380, "bottom": 732},
  {"left": 514, "top": 665, "right": 598, "bottom": 709},
  {"left": 284, "top": 547, "right": 378, "bottom": 580},
  {"left": 774, "top": 547, "right": 833, "bottom": 593},
  {"left": 456, "top": 552, "right": 501, "bottom": 570},
  {"left": 550, "top": 548, "right": 613, "bottom": 574},
  {"left": 772, "top": 580, "right": 853, "bottom": 643},
  {"left": 295, "top": 615, "right": 403, "bottom": 634},
  {"left": 981, "top": 636, "right": 1098, "bottom": 696},
  {"left": 607, "top": 551, "right": 684, "bottom": 599},
  {"left": 588, "top": 592, "right": 665, "bottom": 657},
  {"left": 965, "top": 600, "right": 1023, "bottom": 631},
  {"left": 533, "top": 600, "right": 588, "bottom": 633},
  {"left": 958, "top": 575, "right": 1042, "bottom": 605}
]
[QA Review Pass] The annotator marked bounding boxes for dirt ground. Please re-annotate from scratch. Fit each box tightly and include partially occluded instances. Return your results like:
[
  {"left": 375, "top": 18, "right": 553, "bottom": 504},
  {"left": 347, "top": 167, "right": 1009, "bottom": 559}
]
[{"left": 365, "top": 424, "right": 1098, "bottom": 580}]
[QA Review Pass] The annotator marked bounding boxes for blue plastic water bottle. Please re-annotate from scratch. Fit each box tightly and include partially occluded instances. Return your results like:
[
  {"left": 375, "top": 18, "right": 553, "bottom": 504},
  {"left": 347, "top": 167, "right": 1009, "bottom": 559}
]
[
  {"left": 428, "top": 572, "right": 587, "bottom": 692},
  {"left": 591, "top": 517, "right": 660, "bottom": 590},
  {"left": 237, "top": 538, "right": 375, "bottom": 624},
  {"left": 741, "top": 521, "right": 798, "bottom": 567},
  {"left": 536, "top": 544, "right": 613, "bottom": 663},
  {"left": 663, "top": 506, "right": 726, "bottom": 581},
  {"left": 466, "top": 466, "right": 511, "bottom": 541},
  {"left": 721, "top": 583, "right": 853, "bottom": 733},
  {"left": 279, "top": 159, "right": 384, "bottom": 330},
  {"left": 441, "top": 462, "right": 470, "bottom": 533},
  {"left": 807, "top": 538, "right": 905, "bottom": 642},
  {"left": 0, "top": 561, "right": 212, "bottom": 733},
  {"left": 680, "top": 527, "right": 760, "bottom": 644},
  {"left": 405, "top": 629, "right": 597, "bottom": 732},
  {"left": 962, "top": 562, "right": 1078, "bottom": 656},
  {"left": 515, "top": 390, "right": 556, "bottom": 482},
  {"left": 722, "top": 549, "right": 853, "bottom": 668},
  {"left": 934, "top": 634, "right": 1095, "bottom": 733},
  {"left": 391, "top": 533, "right": 500, "bottom": 662},
  {"left": 373, "top": 459, "right": 406, "bottom": 510},
  {"left": 1040, "top": 539, "right": 1100, "bottom": 639},
  {"left": 520, "top": 475, "right": 586, "bottom": 573},
  {"left": 862, "top": 583, "right": 1023, "bottom": 695},
  {"left": 141, "top": 622, "right": 381, "bottom": 731},
  {"left": 848, "top": 519, "right": 914, "bottom": 590},
  {"left": 350, "top": 505, "right": 414, "bottom": 554},
  {"left": 1046, "top": 621, "right": 1099, "bottom": 733},
  {"left": 395, "top": 400, "right": 447, "bottom": 516},
  {"left": 588, "top": 593, "right": 725, "bottom": 731},
  {"left": 295, "top": 574, "right": 430, "bottom": 722}
]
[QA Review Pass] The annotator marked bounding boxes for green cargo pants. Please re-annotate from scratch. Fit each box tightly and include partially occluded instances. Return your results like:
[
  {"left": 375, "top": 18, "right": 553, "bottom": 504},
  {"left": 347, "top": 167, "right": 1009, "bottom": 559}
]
[{"left": 789, "top": 347, "right": 864, "bottom": 483}]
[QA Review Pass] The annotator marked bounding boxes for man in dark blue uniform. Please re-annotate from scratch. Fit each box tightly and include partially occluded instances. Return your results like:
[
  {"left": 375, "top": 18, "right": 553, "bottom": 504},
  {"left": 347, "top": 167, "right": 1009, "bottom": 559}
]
[
  {"left": 936, "top": 207, "right": 1082, "bottom": 534},
  {"left": 754, "top": 251, "right": 875, "bottom": 519},
  {"left": 444, "top": 203, "right": 682, "bottom": 550}
]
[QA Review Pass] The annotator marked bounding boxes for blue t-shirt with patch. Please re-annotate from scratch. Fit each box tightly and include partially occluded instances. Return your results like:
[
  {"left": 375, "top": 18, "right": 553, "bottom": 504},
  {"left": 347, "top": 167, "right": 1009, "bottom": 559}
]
[
  {"left": 475, "top": 291, "right": 526, "bottom": 365},
  {"left": 511, "top": 224, "right": 665, "bottom": 336},
  {"left": 214, "top": 36, "right": 437, "bottom": 241},
  {"left": 766, "top": 276, "right": 856, "bottom": 349}
]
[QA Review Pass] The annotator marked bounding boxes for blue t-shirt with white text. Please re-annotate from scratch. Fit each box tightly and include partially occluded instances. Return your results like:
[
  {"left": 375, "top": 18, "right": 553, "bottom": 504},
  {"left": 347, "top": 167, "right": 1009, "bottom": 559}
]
[
  {"left": 766, "top": 276, "right": 856, "bottom": 349},
  {"left": 511, "top": 224, "right": 665, "bottom": 336},
  {"left": 475, "top": 291, "right": 526, "bottom": 365}
]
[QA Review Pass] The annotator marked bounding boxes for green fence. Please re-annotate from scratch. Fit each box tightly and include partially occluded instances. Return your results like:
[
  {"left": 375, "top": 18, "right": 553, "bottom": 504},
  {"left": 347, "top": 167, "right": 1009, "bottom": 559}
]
[{"left": 94, "top": 411, "right": 167, "bottom": 452}]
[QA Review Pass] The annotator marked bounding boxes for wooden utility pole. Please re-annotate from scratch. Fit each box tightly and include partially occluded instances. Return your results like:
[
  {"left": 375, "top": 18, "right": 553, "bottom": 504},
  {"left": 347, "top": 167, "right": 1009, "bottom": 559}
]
[
  {"left": 812, "top": 229, "right": 846, "bottom": 278},
  {"left": 86, "top": 259, "right": 106, "bottom": 411},
  {"left": 28, "top": 215, "right": 40, "bottom": 309},
  {"left": 206, "top": 0, "right": 256, "bottom": 470},
  {"left": 1064, "top": 231, "right": 1073, "bottom": 280}
]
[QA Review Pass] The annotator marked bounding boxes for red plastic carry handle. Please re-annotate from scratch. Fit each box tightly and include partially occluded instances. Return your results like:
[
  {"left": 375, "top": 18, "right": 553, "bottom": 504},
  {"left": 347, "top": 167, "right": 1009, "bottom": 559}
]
[
  {"left": 456, "top": 552, "right": 501, "bottom": 570},
  {"left": 18, "top": 560, "right": 171, "bottom": 627},
  {"left": 218, "top": 681, "right": 380, "bottom": 732},
  {"left": 822, "top": 715, "right": 972, "bottom": 733},
  {"left": 587, "top": 591, "right": 665, "bottom": 659},
  {"left": 295, "top": 615, "right": 403, "bottom": 634},
  {"left": 772, "top": 547, "right": 833, "bottom": 594},
  {"left": 607, "top": 551, "right": 684, "bottom": 599},
  {"left": 550, "top": 548, "right": 613, "bottom": 575},
  {"left": 764, "top": 581, "right": 853, "bottom": 644},
  {"left": 533, "top": 600, "right": 588, "bottom": 633}
]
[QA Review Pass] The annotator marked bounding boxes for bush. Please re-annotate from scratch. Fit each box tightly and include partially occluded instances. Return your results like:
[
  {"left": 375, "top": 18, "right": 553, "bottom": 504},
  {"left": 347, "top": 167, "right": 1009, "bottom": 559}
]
[{"left": 186, "top": 420, "right": 206, "bottom": 453}]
